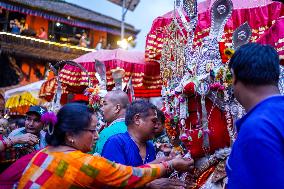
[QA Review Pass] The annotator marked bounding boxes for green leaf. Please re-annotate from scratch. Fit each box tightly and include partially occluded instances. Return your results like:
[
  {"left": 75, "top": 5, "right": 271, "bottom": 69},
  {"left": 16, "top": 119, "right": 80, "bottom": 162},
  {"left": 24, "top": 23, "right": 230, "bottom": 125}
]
[
  {"left": 188, "top": 136, "right": 192, "bottom": 141},
  {"left": 198, "top": 130, "right": 203, "bottom": 139}
]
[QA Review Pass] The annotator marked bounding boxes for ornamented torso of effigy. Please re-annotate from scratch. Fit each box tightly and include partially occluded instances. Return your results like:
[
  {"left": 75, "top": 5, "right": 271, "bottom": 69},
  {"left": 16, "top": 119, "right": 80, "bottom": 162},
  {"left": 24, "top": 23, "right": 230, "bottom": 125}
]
[
  {"left": 161, "top": 0, "right": 240, "bottom": 158},
  {"left": 145, "top": 0, "right": 284, "bottom": 188}
]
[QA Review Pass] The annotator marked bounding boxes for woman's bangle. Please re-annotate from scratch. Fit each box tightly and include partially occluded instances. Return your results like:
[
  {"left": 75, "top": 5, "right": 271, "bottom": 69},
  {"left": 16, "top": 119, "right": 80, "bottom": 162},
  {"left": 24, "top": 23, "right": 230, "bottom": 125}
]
[
  {"left": 161, "top": 161, "right": 174, "bottom": 174},
  {"left": 168, "top": 160, "right": 174, "bottom": 171}
]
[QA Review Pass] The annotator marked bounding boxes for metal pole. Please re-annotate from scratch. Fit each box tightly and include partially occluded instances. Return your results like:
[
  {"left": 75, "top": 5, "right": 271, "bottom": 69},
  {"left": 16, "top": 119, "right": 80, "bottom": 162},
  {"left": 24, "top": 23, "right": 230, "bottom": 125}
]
[
  {"left": 121, "top": 0, "right": 126, "bottom": 41},
  {"left": 4, "top": 10, "right": 9, "bottom": 32}
]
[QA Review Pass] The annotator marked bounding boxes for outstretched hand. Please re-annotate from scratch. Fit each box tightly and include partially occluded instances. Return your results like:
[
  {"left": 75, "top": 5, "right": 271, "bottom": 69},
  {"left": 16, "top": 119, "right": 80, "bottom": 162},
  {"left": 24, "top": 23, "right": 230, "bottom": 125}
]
[
  {"left": 171, "top": 157, "right": 194, "bottom": 173},
  {"left": 146, "top": 178, "right": 186, "bottom": 189}
]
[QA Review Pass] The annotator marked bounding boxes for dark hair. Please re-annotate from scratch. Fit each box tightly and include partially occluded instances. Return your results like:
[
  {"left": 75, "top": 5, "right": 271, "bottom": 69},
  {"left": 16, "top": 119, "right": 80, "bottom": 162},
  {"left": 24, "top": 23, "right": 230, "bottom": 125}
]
[
  {"left": 229, "top": 43, "right": 280, "bottom": 86},
  {"left": 9, "top": 118, "right": 25, "bottom": 128},
  {"left": 40, "top": 27, "right": 45, "bottom": 31},
  {"left": 125, "top": 100, "right": 157, "bottom": 126},
  {"left": 16, "top": 118, "right": 25, "bottom": 128},
  {"left": 157, "top": 109, "right": 165, "bottom": 125},
  {"left": 46, "top": 103, "right": 94, "bottom": 146}
]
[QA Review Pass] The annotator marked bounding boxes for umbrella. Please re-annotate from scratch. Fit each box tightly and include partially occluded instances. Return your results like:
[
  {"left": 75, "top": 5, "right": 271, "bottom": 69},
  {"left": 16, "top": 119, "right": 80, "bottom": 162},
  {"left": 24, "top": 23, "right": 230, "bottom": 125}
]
[
  {"left": 4, "top": 81, "right": 45, "bottom": 115},
  {"left": 4, "top": 80, "right": 45, "bottom": 100},
  {"left": 59, "top": 49, "right": 146, "bottom": 93},
  {"left": 5, "top": 91, "right": 38, "bottom": 115}
]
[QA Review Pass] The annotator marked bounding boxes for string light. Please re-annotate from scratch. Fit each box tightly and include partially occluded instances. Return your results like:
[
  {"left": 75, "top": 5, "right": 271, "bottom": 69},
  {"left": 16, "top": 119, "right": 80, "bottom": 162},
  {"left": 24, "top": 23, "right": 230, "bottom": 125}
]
[
  {"left": 117, "top": 38, "right": 128, "bottom": 49},
  {"left": 117, "top": 36, "right": 134, "bottom": 49},
  {"left": 0, "top": 32, "right": 96, "bottom": 52}
]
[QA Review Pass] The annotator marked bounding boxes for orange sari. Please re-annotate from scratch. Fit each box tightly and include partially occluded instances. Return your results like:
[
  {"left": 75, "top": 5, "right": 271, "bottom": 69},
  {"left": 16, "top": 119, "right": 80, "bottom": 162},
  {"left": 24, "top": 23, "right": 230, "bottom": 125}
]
[{"left": 18, "top": 148, "right": 162, "bottom": 188}]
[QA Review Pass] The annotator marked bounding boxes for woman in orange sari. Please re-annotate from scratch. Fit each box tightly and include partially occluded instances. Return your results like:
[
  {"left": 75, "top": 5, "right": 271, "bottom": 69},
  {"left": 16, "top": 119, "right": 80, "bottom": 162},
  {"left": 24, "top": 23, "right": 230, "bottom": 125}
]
[{"left": 18, "top": 103, "right": 193, "bottom": 189}]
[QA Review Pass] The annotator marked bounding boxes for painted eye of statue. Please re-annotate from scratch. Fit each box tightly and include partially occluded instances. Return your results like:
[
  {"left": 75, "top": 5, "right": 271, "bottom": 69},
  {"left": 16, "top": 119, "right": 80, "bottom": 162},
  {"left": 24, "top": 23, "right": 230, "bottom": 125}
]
[{"left": 217, "top": 4, "right": 227, "bottom": 14}]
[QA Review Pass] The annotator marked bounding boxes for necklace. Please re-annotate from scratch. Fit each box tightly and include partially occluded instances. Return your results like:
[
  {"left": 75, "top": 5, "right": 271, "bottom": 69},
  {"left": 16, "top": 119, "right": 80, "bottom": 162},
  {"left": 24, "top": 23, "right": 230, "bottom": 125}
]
[
  {"left": 128, "top": 133, "right": 150, "bottom": 164},
  {"left": 129, "top": 134, "right": 144, "bottom": 149}
]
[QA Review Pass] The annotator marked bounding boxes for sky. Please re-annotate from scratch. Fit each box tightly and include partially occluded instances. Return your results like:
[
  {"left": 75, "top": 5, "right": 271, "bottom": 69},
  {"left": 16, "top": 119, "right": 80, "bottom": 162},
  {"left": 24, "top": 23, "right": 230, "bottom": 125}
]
[{"left": 65, "top": 0, "right": 174, "bottom": 51}]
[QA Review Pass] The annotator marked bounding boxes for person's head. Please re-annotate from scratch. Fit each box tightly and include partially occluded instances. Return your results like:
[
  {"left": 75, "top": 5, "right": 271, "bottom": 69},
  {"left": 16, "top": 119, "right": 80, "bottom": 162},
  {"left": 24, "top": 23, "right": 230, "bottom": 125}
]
[
  {"left": 229, "top": 43, "right": 280, "bottom": 103},
  {"left": 16, "top": 118, "right": 25, "bottom": 128},
  {"left": 9, "top": 119, "right": 18, "bottom": 131},
  {"left": 25, "top": 106, "right": 47, "bottom": 135},
  {"left": 125, "top": 100, "right": 158, "bottom": 141},
  {"left": 101, "top": 90, "right": 130, "bottom": 123},
  {"left": 0, "top": 118, "right": 8, "bottom": 136},
  {"left": 45, "top": 103, "right": 99, "bottom": 153},
  {"left": 40, "top": 27, "right": 45, "bottom": 33},
  {"left": 9, "top": 118, "right": 25, "bottom": 131},
  {"left": 154, "top": 109, "right": 165, "bottom": 137}
]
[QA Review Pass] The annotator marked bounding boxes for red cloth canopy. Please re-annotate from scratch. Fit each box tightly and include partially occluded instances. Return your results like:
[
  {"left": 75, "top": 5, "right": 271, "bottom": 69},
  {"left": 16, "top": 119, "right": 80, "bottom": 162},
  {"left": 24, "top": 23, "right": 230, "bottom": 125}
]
[{"left": 59, "top": 49, "right": 160, "bottom": 97}]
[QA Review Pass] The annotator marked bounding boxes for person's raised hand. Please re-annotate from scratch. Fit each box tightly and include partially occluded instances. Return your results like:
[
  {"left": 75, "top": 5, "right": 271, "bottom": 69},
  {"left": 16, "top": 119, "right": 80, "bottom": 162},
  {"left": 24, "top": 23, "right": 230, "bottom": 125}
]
[
  {"left": 150, "top": 156, "right": 173, "bottom": 164},
  {"left": 11, "top": 133, "right": 39, "bottom": 146},
  {"left": 170, "top": 157, "right": 194, "bottom": 173}
]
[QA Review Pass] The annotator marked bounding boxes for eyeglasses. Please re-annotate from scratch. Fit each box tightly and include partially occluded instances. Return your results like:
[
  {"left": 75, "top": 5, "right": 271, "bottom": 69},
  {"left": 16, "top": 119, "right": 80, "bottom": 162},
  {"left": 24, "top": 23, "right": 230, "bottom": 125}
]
[{"left": 82, "top": 128, "right": 98, "bottom": 134}]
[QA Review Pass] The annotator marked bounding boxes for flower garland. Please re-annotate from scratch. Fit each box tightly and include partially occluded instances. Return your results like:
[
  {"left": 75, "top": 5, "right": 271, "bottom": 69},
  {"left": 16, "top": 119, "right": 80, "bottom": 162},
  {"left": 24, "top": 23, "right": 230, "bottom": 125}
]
[
  {"left": 84, "top": 86, "right": 101, "bottom": 111},
  {"left": 165, "top": 117, "right": 178, "bottom": 139}
]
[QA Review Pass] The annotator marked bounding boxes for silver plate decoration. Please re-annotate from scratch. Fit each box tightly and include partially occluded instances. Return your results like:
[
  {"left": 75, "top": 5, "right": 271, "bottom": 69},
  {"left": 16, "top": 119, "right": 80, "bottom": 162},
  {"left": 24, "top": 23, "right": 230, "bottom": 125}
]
[
  {"left": 184, "top": 0, "right": 233, "bottom": 78},
  {"left": 197, "top": 81, "right": 210, "bottom": 95},
  {"left": 183, "top": 0, "right": 197, "bottom": 19},
  {"left": 210, "top": 0, "right": 233, "bottom": 40},
  {"left": 232, "top": 22, "right": 252, "bottom": 50},
  {"left": 230, "top": 103, "right": 239, "bottom": 116},
  {"left": 183, "top": 0, "right": 198, "bottom": 72}
]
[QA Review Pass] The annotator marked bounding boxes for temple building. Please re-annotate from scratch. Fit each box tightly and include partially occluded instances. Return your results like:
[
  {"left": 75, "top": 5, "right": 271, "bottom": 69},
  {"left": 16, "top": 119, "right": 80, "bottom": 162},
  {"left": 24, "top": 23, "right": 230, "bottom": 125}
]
[{"left": 0, "top": 0, "right": 139, "bottom": 88}]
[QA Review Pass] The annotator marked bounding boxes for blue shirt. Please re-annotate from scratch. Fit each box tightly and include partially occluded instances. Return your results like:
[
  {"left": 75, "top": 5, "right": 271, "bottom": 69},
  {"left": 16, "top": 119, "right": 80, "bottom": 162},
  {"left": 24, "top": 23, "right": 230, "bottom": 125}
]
[
  {"left": 226, "top": 96, "right": 284, "bottom": 189},
  {"left": 102, "top": 132, "right": 156, "bottom": 166},
  {"left": 11, "top": 25, "right": 20, "bottom": 34}
]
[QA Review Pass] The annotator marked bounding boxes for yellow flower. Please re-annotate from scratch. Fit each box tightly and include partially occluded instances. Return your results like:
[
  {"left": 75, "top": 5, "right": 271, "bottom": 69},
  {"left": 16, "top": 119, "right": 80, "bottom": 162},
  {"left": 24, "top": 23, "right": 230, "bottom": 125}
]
[{"left": 224, "top": 48, "right": 235, "bottom": 59}]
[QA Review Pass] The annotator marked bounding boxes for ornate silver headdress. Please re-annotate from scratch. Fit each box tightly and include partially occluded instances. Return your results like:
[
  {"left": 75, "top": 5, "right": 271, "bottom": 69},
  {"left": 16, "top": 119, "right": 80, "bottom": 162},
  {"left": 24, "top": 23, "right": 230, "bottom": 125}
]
[{"left": 184, "top": 0, "right": 233, "bottom": 79}]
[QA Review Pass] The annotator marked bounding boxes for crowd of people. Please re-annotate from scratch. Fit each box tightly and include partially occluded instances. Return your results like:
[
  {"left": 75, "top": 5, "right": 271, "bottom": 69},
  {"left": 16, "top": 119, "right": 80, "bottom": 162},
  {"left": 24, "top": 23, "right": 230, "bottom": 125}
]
[
  {"left": 0, "top": 100, "right": 193, "bottom": 188},
  {"left": 8, "top": 18, "right": 91, "bottom": 46},
  {"left": 0, "top": 43, "right": 283, "bottom": 189},
  {"left": 9, "top": 18, "right": 47, "bottom": 40}
]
